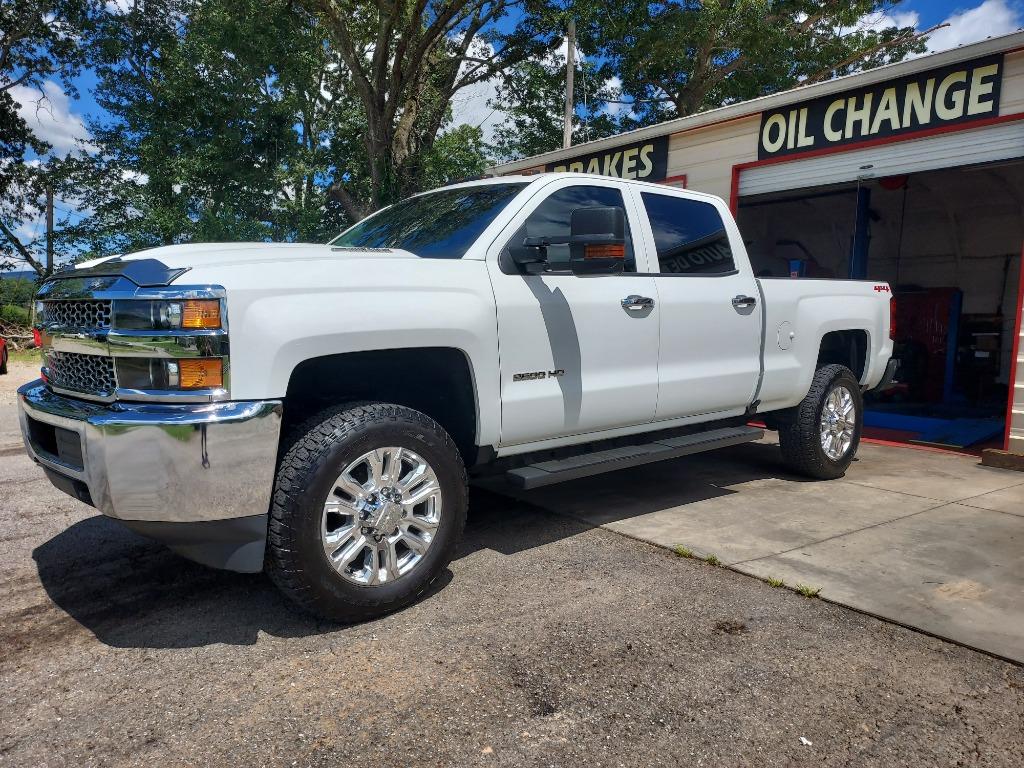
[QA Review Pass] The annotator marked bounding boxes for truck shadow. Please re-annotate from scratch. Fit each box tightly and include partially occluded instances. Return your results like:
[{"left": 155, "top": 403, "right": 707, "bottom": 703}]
[{"left": 30, "top": 441, "right": 808, "bottom": 649}]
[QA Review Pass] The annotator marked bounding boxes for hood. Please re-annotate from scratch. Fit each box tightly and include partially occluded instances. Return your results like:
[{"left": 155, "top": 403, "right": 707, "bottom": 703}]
[{"left": 75, "top": 242, "right": 384, "bottom": 272}]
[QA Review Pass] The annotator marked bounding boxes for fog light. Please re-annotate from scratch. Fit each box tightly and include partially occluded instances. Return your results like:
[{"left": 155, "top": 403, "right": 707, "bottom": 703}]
[
  {"left": 180, "top": 300, "right": 221, "bottom": 329},
  {"left": 178, "top": 358, "right": 223, "bottom": 388},
  {"left": 167, "top": 361, "right": 180, "bottom": 387}
]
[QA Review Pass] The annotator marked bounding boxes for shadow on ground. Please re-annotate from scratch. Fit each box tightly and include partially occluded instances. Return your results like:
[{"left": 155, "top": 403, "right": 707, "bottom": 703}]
[{"left": 31, "top": 442, "right": 801, "bottom": 650}]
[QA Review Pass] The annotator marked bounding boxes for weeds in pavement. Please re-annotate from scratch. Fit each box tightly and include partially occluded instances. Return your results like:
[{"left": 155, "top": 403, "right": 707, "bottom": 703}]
[
  {"left": 766, "top": 577, "right": 785, "bottom": 588},
  {"left": 796, "top": 584, "right": 821, "bottom": 597},
  {"left": 705, "top": 554, "right": 722, "bottom": 566},
  {"left": 673, "top": 545, "right": 694, "bottom": 559}
]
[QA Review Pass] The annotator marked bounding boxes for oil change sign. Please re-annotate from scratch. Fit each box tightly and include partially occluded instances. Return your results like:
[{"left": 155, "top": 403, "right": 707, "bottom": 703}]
[
  {"left": 757, "top": 54, "right": 1004, "bottom": 160},
  {"left": 546, "top": 135, "right": 669, "bottom": 181}
]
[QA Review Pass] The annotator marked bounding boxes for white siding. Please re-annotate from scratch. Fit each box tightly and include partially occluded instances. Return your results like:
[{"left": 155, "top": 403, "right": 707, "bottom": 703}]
[{"left": 665, "top": 116, "right": 759, "bottom": 199}]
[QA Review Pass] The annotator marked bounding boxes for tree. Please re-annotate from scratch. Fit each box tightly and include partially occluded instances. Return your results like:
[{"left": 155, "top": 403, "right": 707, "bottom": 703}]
[
  {"left": 488, "top": 50, "right": 619, "bottom": 163},
  {"left": 69, "top": 0, "right": 356, "bottom": 255},
  {"left": 298, "top": 0, "right": 557, "bottom": 217},
  {"left": 0, "top": 0, "right": 88, "bottom": 274},
  {"left": 583, "top": 0, "right": 927, "bottom": 126}
]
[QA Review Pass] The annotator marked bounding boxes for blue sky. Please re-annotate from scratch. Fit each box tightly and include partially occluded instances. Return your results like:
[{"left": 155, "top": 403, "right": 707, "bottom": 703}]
[{"left": 7, "top": 0, "right": 1024, "bottom": 269}]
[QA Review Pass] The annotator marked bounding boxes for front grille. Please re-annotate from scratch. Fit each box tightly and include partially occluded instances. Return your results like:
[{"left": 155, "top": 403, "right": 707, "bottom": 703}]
[
  {"left": 46, "top": 351, "right": 117, "bottom": 397},
  {"left": 41, "top": 300, "right": 112, "bottom": 330}
]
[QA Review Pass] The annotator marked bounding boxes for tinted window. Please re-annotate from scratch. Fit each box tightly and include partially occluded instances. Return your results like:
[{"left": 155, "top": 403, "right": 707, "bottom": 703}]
[
  {"left": 505, "top": 185, "right": 635, "bottom": 272},
  {"left": 331, "top": 183, "right": 527, "bottom": 258},
  {"left": 640, "top": 193, "right": 736, "bottom": 275}
]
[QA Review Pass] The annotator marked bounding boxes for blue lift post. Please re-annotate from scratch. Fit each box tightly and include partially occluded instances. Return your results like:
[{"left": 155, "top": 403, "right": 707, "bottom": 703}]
[{"left": 849, "top": 185, "right": 871, "bottom": 280}]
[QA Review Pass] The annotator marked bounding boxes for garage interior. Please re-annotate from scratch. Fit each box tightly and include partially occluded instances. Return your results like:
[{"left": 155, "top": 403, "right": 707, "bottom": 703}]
[{"left": 738, "top": 159, "right": 1024, "bottom": 451}]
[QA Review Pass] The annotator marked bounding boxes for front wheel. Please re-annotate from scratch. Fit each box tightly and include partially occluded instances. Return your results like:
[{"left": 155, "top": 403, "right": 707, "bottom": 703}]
[
  {"left": 778, "top": 364, "right": 863, "bottom": 480},
  {"left": 266, "top": 403, "right": 467, "bottom": 622}
]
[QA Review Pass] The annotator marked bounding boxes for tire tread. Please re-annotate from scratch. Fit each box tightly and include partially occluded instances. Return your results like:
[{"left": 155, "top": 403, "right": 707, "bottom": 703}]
[
  {"left": 265, "top": 402, "right": 467, "bottom": 622},
  {"left": 778, "top": 364, "right": 862, "bottom": 480}
]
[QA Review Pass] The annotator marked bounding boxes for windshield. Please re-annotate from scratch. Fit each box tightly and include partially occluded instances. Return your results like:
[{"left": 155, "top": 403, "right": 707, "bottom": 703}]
[{"left": 329, "top": 183, "right": 528, "bottom": 258}]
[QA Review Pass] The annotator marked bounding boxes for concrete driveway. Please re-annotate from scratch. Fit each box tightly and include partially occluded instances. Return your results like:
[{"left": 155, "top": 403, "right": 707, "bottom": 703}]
[{"left": 492, "top": 436, "right": 1024, "bottom": 663}]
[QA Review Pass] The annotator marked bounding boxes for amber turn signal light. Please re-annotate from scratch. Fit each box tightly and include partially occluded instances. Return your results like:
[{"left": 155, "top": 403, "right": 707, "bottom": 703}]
[
  {"left": 584, "top": 243, "right": 625, "bottom": 259},
  {"left": 181, "top": 300, "right": 221, "bottom": 329},
  {"left": 176, "top": 358, "right": 223, "bottom": 389}
]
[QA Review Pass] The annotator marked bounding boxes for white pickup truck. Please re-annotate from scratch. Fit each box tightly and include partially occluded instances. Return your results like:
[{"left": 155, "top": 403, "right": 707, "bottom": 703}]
[{"left": 19, "top": 173, "right": 896, "bottom": 621}]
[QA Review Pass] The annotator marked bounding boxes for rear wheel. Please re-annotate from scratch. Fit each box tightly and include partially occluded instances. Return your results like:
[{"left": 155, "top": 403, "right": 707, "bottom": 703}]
[
  {"left": 778, "top": 364, "right": 862, "bottom": 480},
  {"left": 266, "top": 402, "right": 467, "bottom": 622}
]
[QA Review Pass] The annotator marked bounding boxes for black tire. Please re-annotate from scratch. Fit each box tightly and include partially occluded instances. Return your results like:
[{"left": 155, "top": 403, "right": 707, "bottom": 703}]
[
  {"left": 266, "top": 402, "right": 467, "bottom": 622},
  {"left": 0, "top": 348, "right": 6, "bottom": 375},
  {"left": 778, "top": 364, "right": 863, "bottom": 480}
]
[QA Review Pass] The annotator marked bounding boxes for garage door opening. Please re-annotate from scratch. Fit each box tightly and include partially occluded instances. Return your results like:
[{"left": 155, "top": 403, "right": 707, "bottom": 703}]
[{"left": 737, "top": 159, "right": 1024, "bottom": 451}]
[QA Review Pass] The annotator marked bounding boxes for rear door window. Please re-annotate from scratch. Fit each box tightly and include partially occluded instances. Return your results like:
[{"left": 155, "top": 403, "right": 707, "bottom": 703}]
[{"left": 640, "top": 192, "right": 736, "bottom": 275}]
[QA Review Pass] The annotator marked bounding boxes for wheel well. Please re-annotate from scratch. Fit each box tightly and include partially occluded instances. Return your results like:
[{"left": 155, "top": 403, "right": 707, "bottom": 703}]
[
  {"left": 817, "top": 330, "right": 868, "bottom": 381},
  {"left": 282, "top": 348, "right": 478, "bottom": 462}
]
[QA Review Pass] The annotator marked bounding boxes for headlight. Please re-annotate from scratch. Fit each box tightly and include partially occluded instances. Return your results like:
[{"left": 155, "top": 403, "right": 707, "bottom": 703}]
[
  {"left": 116, "top": 357, "right": 225, "bottom": 391},
  {"left": 113, "top": 299, "right": 222, "bottom": 330}
]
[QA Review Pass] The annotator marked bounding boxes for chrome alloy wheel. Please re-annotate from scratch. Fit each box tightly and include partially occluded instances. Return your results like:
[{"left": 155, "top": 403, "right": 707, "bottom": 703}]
[
  {"left": 820, "top": 385, "right": 856, "bottom": 461},
  {"left": 321, "top": 447, "right": 442, "bottom": 586}
]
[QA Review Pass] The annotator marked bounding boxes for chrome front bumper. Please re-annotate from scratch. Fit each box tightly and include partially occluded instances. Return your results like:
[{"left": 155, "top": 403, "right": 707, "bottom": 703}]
[{"left": 18, "top": 380, "right": 282, "bottom": 572}]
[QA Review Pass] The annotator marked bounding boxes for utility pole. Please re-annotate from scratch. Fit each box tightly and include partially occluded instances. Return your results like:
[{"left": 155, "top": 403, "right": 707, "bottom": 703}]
[
  {"left": 563, "top": 18, "right": 575, "bottom": 150},
  {"left": 45, "top": 185, "right": 54, "bottom": 276}
]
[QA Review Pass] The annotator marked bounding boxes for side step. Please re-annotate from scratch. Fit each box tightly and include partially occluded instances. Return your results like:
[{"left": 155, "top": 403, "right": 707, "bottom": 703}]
[{"left": 505, "top": 425, "right": 765, "bottom": 490}]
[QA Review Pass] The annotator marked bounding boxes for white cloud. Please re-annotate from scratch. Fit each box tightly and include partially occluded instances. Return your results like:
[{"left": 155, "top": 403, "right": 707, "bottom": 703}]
[
  {"left": 10, "top": 80, "right": 93, "bottom": 156},
  {"left": 855, "top": 8, "right": 921, "bottom": 33},
  {"left": 926, "top": 0, "right": 1022, "bottom": 52},
  {"left": 449, "top": 76, "right": 503, "bottom": 143},
  {"left": 449, "top": 38, "right": 505, "bottom": 143}
]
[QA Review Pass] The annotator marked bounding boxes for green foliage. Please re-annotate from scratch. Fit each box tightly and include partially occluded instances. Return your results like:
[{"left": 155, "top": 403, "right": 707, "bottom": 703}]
[
  {"left": 489, "top": 53, "right": 621, "bottom": 163},
  {"left": 705, "top": 554, "right": 722, "bottom": 566},
  {"left": 796, "top": 584, "right": 822, "bottom": 598},
  {"left": 673, "top": 545, "right": 694, "bottom": 559},
  {"left": 583, "top": 0, "right": 927, "bottom": 125},
  {"left": 0, "top": 0, "right": 89, "bottom": 274},
  {"left": 0, "top": 303, "right": 31, "bottom": 326},
  {"left": 65, "top": 0, "right": 359, "bottom": 255},
  {"left": 0, "top": 278, "right": 38, "bottom": 307},
  {"left": 423, "top": 125, "right": 490, "bottom": 188},
  {"left": 766, "top": 576, "right": 785, "bottom": 588}
]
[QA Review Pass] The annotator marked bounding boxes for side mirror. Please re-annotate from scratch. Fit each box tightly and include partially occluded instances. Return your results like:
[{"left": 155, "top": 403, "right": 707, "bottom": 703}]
[{"left": 569, "top": 206, "right": 626, "bottom": 275}]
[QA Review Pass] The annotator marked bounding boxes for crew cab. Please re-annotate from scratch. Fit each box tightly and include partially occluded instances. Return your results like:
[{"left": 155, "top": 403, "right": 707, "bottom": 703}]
[{"left": 19, "top": 173, "right": 896, "bottom": 621}]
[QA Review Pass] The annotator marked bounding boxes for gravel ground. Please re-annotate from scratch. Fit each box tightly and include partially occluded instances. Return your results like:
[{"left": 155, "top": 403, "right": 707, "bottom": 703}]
[{"left": 1, "top": 363, "right": 1023, "bottom": 767}]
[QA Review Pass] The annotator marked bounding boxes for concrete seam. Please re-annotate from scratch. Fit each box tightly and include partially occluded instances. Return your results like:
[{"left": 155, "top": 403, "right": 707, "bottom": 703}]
[{"left": 729, "top": 502, "right": 951, "bottom": 567}]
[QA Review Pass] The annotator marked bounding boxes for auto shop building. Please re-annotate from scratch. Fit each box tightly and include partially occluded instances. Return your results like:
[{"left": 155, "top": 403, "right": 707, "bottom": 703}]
[{"left": 490, "top": 30, "right": 1024, "bottom": 458}]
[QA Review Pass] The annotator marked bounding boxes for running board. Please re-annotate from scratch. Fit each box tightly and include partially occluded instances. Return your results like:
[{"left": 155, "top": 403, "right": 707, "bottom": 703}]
[{"left": 505, "top": 425, "right": 765, "bottom": 490}]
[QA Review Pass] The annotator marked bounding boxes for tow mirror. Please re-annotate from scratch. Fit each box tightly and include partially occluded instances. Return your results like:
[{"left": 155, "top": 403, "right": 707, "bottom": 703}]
[
  {"left": 515, "top": 205, "right": 627, "bottom": 275},
  {"left": 568, "top": 206, "right": 626, "bottom": 275}
]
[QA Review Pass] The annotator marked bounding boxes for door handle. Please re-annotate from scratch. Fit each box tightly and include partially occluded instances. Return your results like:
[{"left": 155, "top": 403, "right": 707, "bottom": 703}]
[
  {"left": 731, "top": 295, "right": 757, "bottom": 309},
  {"left": 622, "top": 295, "right": 655, "bottom": 312}
]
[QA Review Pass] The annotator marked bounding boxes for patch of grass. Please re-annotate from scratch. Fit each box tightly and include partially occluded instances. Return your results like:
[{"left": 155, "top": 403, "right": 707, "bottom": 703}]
[
  {"left": 704, "top": 554, "right": 721, "bottom": 566},
  {"left": 9, "top": 348, "right": 41, "bottom": 365},
  {"left": 765, "top": 576, "right": 785, "bottom": 588},
  {"left": 796, "top": 583, "right": 822, "bottom": 598},
  {"left": 673, "top": 545, "right": 694, "bottom": 559}
]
